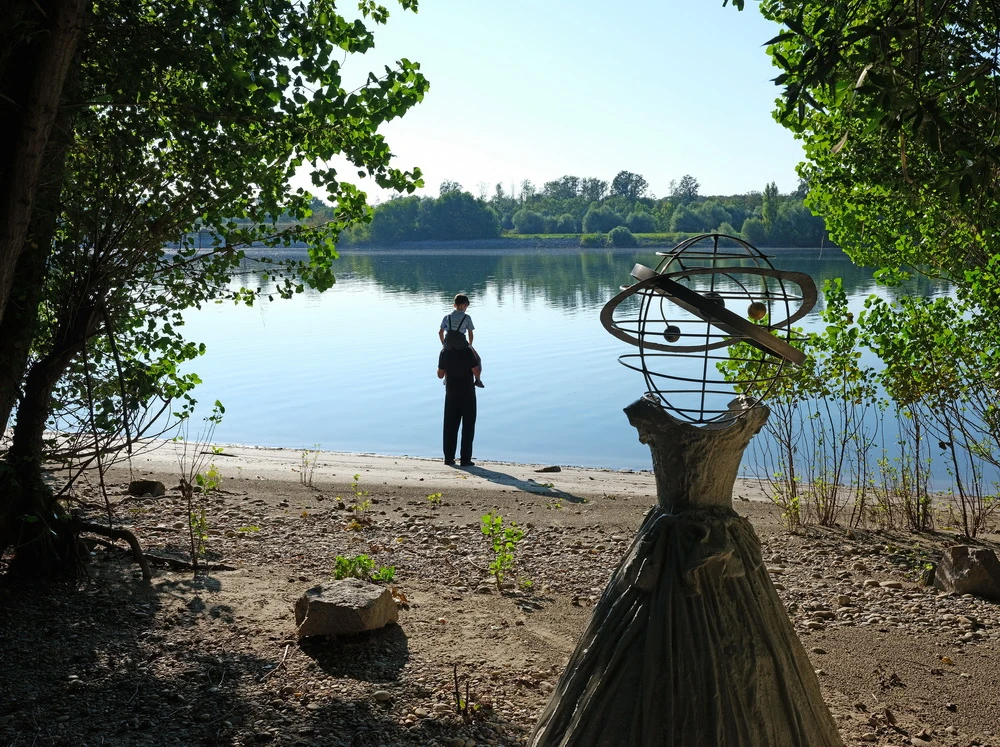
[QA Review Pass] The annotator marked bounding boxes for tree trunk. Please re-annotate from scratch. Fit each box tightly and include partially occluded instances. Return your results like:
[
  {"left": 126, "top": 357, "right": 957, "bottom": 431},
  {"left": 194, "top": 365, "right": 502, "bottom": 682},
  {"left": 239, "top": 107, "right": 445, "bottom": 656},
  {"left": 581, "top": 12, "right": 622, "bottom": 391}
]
[
  {"left": 0, "top": 0, "right": 87, "bottom": 326},
  {"left": 530, "top": 397, "right": 843, "bottom": 747},
  {"left": 0, "top": 87, "right": 73, "bottom": 434},
  {"left": 0, "top": 301, "right": 97, "bottom": 574}
]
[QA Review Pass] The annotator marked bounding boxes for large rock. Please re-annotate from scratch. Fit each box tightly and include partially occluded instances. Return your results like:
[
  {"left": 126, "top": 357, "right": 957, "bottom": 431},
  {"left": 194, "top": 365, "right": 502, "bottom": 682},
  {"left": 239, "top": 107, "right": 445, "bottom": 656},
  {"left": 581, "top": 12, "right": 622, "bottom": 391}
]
[
  {"left": 128, "top": 479, "right": 165, "bottom": 497},
  {"left": 294, "top": 579, "right": 398, "bottom": 638},
  {"left": 933, "top": 545, "right": 1000, "bottom": 602}
]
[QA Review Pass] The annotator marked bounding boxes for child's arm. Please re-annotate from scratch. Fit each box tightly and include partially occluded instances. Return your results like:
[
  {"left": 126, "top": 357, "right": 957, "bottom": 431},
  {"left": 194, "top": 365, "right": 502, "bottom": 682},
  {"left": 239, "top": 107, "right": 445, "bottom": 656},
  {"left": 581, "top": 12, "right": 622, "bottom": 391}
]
[
  {"left": 468, "top": 330, "right": 474, "bottom": 345},
  {"left": 438, "top": 328, "right": 445, "bottom": 344}
]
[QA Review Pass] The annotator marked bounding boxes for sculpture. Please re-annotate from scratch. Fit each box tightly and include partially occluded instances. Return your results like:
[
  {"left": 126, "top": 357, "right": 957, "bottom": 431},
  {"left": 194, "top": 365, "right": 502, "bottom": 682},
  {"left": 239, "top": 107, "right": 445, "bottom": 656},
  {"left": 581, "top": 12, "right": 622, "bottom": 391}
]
[{"left": 529, "top": 234, "right": 843, "bottom": 747}]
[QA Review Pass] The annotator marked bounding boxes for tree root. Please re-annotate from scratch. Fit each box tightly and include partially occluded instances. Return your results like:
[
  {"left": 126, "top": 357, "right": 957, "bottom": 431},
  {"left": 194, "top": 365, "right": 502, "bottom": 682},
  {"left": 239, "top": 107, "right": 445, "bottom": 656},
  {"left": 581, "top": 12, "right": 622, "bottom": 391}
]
[
  {"left": 143, "top": 551, "right": 237, "bottom": 573},
  {"left": 78, "top": 521, "right": 151, "bottom": 580}
]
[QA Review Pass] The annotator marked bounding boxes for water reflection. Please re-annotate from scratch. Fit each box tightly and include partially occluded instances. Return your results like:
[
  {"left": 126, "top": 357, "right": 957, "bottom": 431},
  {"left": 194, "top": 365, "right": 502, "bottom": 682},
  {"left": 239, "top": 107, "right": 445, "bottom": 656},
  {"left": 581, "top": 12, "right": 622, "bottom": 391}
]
[
  {"left": 234, "top": 248, "right": 951, "bottom": 318},
  {"left": 186, "top": 248, "right": 954, "bottom": 484}
]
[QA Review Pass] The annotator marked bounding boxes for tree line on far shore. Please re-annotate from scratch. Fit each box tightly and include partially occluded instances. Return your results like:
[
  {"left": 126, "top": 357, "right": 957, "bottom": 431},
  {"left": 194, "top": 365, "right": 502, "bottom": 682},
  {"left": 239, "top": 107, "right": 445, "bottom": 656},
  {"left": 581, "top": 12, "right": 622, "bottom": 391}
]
[{"left": 320, "top": 171, "right": 831, "bottom": 247}]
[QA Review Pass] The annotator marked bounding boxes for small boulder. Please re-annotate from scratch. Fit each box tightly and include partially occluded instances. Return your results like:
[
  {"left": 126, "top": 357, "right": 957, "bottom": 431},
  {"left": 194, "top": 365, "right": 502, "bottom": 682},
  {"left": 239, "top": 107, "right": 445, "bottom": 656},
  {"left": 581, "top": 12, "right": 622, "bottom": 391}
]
[
  {"left": 128, "top": 479, "right": 165, "bottom": 497},
  {"left": 535, "top": 465, "right": 561, "bottom": 473},
  {"left": 294, "top": 579, "right": 398, "bottom": 637},
  {"left": 933, "top": 545, "right": 1000, "bottom": 602}
]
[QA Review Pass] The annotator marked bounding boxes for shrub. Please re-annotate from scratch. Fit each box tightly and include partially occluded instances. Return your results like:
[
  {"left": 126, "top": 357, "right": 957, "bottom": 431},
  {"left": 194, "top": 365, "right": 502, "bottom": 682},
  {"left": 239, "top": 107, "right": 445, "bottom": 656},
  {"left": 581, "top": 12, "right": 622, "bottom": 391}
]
[
  {"left": 608, "top": 225, "right": 637, "bottom": 247},
  {"left": 554, "top": 213, "right": 578, "bottom": 233},
  {"left": 741, "top": 216, "right": 769, "bottom": 245},
  {"left": 626, "top": 211, "right": 656, "bottom": 234},
  {"left": 512, "top": 209, "right": 545, "bottom": 234},
  {"left": 582, "top": 205, "right": 623, "bottom": 233},
  {"left": 580, "top": 232, "right": 607, "bottom": 248}
]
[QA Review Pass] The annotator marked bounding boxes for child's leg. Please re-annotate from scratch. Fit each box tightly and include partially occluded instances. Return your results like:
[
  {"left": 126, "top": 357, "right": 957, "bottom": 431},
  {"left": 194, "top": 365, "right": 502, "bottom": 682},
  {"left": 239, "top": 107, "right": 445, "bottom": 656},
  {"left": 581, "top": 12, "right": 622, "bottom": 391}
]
[{"left": 470, "top": 346, "right": 484, "bottom": 387}]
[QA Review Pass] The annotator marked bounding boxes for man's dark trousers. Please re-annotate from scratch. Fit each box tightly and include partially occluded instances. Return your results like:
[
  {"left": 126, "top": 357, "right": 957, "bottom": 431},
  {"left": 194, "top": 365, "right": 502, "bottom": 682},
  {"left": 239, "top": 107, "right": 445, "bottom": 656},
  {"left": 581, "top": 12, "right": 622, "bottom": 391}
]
[
  {"left": 439, "top": 346, "right": 478, "bottom": 464},
  {"left": 443, "top": 389, "right": 476, "bottom": 463}
]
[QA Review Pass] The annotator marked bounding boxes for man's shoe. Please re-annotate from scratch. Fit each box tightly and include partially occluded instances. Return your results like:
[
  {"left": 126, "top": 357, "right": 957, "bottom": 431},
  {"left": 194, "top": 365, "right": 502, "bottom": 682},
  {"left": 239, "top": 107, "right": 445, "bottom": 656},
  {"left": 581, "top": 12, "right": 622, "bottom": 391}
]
[
  {"left": 444, "top": 459, "right": 456, "bottom": 466},
  {"left": 460, "top": 460, "right": 475, "bottom": 467},
  {"left": 474, "top": 380, "right": 485, "bottom": 388}
]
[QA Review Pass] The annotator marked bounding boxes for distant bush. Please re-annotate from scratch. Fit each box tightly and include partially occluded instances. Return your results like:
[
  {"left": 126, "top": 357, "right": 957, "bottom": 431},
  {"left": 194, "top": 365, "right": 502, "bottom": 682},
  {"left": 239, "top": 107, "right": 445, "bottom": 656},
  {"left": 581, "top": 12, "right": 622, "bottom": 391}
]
[
  {"left": 582, "top": 205, "right": 623, "bottom": 233},
  {"left": 741, "top": 217, "right": 769, "bottom": 245},
  {"left": 554, "top": 213, "right": 578, "bottom": 233},
  {"left": 608, "top": 225, "right": 637, "bottom": 247},
  {"left": 580, "top": 232, "right": 607, "bottom": 248},
  {"left": 512, "top": 209, "right": 545, "bottom": 234},
  {"left": 626, "top": 211, "right": 656, "bottom": 234}
]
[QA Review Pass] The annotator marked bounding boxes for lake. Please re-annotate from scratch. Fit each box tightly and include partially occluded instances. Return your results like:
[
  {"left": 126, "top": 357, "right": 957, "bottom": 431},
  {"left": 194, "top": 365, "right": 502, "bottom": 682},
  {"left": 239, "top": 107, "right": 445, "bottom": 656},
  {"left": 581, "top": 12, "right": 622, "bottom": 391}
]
[{"left": 178, "top": 247, "right": 951, "bottom": 478}]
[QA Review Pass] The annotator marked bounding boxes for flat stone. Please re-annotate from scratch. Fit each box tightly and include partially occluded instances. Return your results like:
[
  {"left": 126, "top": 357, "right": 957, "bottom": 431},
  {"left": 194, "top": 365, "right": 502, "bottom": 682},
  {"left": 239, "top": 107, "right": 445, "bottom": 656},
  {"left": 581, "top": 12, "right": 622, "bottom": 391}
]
[{"left": 294, "top": 579, "right": 398, "bottom": 637}]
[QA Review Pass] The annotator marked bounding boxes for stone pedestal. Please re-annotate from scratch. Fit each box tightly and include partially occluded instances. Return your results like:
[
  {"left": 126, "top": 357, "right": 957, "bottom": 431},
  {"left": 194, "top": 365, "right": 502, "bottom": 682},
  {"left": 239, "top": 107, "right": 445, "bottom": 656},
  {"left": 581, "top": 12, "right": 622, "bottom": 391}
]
[{"left": 529, "top": 397, "right": 843, "bottom": 747}]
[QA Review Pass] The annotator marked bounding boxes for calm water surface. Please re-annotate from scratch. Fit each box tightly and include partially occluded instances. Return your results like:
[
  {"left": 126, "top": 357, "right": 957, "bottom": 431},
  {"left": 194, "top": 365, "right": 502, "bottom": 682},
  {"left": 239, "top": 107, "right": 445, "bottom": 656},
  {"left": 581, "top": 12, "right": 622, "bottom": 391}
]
[{"left": 178, "top": 248, "right": 949, "bottom": 474}]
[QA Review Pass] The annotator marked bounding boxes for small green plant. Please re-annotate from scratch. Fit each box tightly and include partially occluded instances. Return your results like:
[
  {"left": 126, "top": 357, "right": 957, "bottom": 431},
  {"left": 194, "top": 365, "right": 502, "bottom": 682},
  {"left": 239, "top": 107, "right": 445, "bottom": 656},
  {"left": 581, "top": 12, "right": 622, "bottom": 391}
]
[
  {"left": 480, "top": 512, "right": 524, "bottom": 590},
  {"left": 210, "top": 445, "right": 224, "bottom": 455},
  {"left": 300, "top": 444, "right": 320, "bottom": 486},
  {"left": 453, "top": 664, "right": 481, "bottom": 724},
  {"left": 189, "top": 509, "right": 209, "bottom": 556},
  {"left": 351, "top": 473, "right": 368, "bottom": 498},
  {"left": 519, "top": 578, "right": 534, "bottom": 590},
  {"left": 176, "top": 402, "right": 224, "bottom": 574},
  {"left": 196, "top": 463, "right": 221, "bottom": 493},
  {"left": 426, "top": 492, "right": 443, "bottom": 506},
  {"left": 236, "top": 525, "right": 260, "bottom": 533},
  {"left": 333, "top": 554, "right": 395, "bottom": 583}
]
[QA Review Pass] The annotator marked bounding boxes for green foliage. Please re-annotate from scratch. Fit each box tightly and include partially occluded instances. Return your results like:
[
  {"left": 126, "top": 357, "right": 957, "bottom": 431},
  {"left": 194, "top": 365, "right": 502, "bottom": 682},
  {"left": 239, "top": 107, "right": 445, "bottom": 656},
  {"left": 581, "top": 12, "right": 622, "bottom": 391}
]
[
  {"left": 480, "top": 512, "right": 524, "bottom": 589},
  {"left": 625, "top": 211, "right": 656, "bottom": 234},
  {"left": 348, "top": 473, "right": 372, "bottom": 513},
  {"left": 579, "top": 233, "right": 607, "bottom": 248},
  {"left": 512, "top": 209, "right": 545, "bottom": 234},
  {"left": 553, "top": 213, "right": 578, "bottom": 233},
  {"left": 332, "top": 554, "right": 395, "bottom": 583},
  {"left": 670, "top": 174, "right": 700, "bottom": 204},
  {"left": 420, "top": 191, "right": 500, "bottom": 241},
  {"left": 366, "top": 191, "right": 500, "bottom": 243},
  {"left": 582, "top": 206, "right": 623, "bottom": 233},
  {"left": 370, "top": 196, "right": 422, "bottom": 244},
  {"left": 752, "top": 0, "right": 1000, "bottom": 533},
  {"left": 426, "top": 492, "right": 443, "bottom": 506},
  {"left": 610, "top": 170, "right": 649, "bottom": 199},
  {"left": 189, "top": 509, "right": 209, "bottom": 556},
  {"left": 740, "top": 217, "right": 768, "bottom": 245},
  {"left": 0, "top": 0, "right": 430, "bottom": 548},
  {"left": 300, "top": 445, "right": 320, "bottom": 487},
  {"left": 608, "top": 225, "right": 637, "bottom": 248},
  {"left": 195, "top": 464, "right": 221, "bottom": 493}
]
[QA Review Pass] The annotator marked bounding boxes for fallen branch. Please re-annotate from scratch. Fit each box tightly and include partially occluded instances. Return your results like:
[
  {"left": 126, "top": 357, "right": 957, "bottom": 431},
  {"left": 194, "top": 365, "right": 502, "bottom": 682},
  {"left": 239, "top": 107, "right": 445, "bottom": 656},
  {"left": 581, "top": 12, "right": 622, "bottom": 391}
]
[
  {"left": 78, "top": 521, "right": 152, "bottom": 580},
  {"left": 143, "top": 552, "right": 237, "bottom": 572}
]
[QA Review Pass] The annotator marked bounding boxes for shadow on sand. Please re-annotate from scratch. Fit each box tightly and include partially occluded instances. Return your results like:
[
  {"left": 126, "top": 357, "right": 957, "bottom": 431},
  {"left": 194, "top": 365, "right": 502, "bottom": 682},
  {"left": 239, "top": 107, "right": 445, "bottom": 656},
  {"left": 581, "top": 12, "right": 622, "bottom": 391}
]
[{"left": 457, "top": 464, "right": 587, "bottom": 504}]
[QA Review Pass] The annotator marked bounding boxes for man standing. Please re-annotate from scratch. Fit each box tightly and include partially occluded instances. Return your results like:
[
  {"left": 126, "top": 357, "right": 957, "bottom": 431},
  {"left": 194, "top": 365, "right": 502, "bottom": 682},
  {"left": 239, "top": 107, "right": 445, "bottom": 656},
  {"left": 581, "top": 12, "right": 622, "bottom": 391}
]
[{"left": 437, "top": 343, "right": 478, "bottom": 466}]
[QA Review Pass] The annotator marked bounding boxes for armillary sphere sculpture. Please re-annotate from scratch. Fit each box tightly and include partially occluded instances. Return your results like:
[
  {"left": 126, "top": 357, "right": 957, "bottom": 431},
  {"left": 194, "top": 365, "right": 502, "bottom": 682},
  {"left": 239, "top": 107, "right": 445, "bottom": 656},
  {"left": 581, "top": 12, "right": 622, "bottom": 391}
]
[
  {"left": 599, "top": 232, "right": 817, "bottom": 423},
  {"left": 530, "top": 234, "right": 843, "bottom": 747}
]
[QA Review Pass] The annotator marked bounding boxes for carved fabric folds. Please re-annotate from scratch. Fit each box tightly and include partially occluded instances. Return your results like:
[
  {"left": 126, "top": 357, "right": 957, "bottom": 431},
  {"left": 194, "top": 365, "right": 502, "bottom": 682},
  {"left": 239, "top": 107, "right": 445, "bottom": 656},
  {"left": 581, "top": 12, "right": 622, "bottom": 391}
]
[{"left": 529, "top": 505, "right": 843, "bottom": 747}]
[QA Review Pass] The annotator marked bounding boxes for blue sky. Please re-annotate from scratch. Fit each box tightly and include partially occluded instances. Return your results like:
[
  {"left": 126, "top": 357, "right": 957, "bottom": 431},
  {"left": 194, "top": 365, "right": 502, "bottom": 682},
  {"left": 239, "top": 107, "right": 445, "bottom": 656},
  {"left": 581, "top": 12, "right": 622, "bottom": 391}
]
[{"left": 318, "top": 0, "right": 802, "bottom": 202}]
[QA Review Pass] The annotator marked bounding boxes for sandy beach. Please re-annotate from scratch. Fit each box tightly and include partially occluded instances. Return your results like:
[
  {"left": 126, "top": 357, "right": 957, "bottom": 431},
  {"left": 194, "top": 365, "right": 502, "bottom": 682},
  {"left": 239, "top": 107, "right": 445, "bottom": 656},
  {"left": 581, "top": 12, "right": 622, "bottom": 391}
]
[{"left": 2, "top": 441, "right": 999, "bottom": 746}]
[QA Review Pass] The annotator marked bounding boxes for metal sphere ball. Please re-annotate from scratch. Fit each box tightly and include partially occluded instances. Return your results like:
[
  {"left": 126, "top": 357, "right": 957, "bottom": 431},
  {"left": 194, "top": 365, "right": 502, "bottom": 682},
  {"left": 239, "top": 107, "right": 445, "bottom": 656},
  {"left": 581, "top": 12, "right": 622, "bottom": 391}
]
[{"left": 747, "top": 301, "right": 768, "bottom": 320}]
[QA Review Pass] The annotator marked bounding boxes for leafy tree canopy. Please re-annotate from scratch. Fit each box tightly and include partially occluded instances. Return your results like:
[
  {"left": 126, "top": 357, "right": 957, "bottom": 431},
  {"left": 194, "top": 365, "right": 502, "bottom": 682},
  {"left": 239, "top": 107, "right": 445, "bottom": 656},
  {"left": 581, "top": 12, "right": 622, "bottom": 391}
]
[
  {"left": 752, "top": 0, "right": 1000, "bottom": 287},
  {"left": 0, "top": 0, "right": 428, "bottom": 574},
  {"left": 610, "top": 170, "right": 649, "bottom": 200}
]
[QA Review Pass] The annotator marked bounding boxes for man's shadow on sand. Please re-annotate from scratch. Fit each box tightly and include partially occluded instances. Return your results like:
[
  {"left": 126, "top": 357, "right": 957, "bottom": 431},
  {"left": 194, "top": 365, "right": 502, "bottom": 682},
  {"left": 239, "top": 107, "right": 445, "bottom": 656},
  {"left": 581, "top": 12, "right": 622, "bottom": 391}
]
[{"left": 457, "top": 464, "right": 587, "bottom": 504}]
